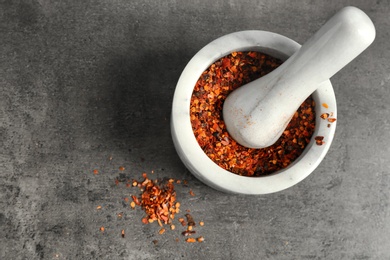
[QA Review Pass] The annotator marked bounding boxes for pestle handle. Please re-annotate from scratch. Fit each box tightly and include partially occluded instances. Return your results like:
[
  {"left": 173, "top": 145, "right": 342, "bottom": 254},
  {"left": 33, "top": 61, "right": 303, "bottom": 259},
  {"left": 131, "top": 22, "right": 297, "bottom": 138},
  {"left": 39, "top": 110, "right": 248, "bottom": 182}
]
[{"left": 223, "top": 6, "right": 376, "bottom": 148}]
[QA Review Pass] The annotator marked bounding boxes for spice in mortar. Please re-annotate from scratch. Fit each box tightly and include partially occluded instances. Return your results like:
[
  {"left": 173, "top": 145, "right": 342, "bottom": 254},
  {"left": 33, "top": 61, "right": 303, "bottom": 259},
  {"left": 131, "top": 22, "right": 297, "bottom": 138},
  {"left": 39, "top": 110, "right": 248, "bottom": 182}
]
[{"left": 190, "top": 51, "right": 316, "bottom": 177}]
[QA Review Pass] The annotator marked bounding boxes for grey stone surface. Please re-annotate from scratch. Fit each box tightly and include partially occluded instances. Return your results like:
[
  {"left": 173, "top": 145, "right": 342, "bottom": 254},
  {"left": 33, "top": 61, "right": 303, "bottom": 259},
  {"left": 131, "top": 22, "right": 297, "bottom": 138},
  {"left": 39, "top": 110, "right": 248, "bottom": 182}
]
[{"left": 1, "top": 0, "right": 389, "bottom": 259}]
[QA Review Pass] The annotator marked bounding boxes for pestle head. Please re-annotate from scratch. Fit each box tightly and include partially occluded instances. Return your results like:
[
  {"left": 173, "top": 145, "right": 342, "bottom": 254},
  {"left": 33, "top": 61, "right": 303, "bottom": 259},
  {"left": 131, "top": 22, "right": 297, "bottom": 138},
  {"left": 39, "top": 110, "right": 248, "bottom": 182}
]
[{"left": 222, "top": 6, "right": 376, "bottom": 149}]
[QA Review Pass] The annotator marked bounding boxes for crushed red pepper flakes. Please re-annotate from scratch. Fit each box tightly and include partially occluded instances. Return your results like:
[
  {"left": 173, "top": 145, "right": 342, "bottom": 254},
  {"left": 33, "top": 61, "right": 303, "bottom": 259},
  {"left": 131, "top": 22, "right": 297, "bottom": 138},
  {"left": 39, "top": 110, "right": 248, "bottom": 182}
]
[
  {"left": 182, "top": 230, "right": 196, "bottom": 236},
  {"left": 328, "top": 118, "right": 337, "bottom": 123},
  {"left": 199, "top": 221, "right": 204, "bottom": 226},
  {"left": 96, "top": 205, "right": 102, "bottom": 210},
  {"left": 159, "top": 228, "right": 166, "bottom": 235},
  {"left": 119, "top": 166, "right": 125, "bottom": 171},
  {"left": 100, "top": 226, "right": 105, "bottom": 232},
  {"left": 190, "top": 51, "right": 316, "bottom": 177},
  {"left": 322, "top": 103, "right": 329, "bottom": 108},
  {"left": 189, "top": 190, "right": 195, "bottom": 196},
  {"left": 121, "top": 229, "right": 125, "bottom": 238},
  {"left": 93, "top": 169, "right": 99, "bottom": 175}
]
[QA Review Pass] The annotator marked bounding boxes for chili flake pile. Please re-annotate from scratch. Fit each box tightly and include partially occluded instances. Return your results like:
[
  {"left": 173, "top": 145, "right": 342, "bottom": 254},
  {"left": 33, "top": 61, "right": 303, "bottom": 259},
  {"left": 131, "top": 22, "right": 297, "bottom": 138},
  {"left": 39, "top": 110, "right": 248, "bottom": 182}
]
[{"left": 190, "top": 51, "right": 316, "bottom": 176}]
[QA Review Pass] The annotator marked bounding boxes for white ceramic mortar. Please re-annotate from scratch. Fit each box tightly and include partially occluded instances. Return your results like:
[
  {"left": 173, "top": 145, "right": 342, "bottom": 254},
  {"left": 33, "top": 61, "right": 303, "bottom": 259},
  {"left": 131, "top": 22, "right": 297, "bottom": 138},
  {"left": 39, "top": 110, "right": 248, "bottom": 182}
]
[{"left": 171, "top": 30, "right": 337, "bottom": 194}]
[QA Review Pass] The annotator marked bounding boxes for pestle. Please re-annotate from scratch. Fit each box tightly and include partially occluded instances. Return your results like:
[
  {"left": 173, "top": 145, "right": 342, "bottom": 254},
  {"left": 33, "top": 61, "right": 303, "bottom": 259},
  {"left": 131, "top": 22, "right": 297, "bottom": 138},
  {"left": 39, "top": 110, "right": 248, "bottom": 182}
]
[{"left": 223, "top": 6, "right": 376, "bottom": 149}]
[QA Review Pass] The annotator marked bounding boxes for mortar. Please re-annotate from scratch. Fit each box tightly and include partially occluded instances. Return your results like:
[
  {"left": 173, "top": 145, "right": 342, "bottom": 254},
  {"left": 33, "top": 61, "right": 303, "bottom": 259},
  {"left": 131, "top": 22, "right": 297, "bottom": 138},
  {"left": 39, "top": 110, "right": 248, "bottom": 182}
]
[{"left": 171, "top": 7, "right": 374, "bottom": 194}]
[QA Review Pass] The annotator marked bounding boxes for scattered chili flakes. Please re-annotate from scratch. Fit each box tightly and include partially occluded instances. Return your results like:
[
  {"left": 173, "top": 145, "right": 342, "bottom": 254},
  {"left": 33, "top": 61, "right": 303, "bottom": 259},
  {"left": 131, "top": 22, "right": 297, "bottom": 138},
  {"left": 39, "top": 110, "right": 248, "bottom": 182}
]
[
  {"left": 190, "top": 51, "right": 316, "bottom": 177},
  {"left": 132, "top": 175, "right": 179, "bottom": 225},
  {"left": 322, "top": 103, "right": 329, "bottom": 108},
  {"left": 159, "top": 228, "right": 166, "bottom": 235},
  {"left": 178, "top": 218, "right": 186, "bottom": 226},
  {"left": 170, "top": 224, "right": 176, "bottom": 230},
  {"left": 100, "top": 226, "right": 105, "bottom": 232},
  {"left": 96, "top": 205, "right": 102, "bottom": 210},
  {"left": 121, "top": 229, "right": 125, "bottom": 238},
  {"left": 93, "top": 169, "right": 99, "bottom": 175},
  {"left": 189, "top": 189, "right": 195, "bottom": 196},
  {"left": 119, "top": 166, "right": 125, "bottom": 171},
  {"left": 199, "top": 221, "right": 204, "bottom": 226},
  {"left": 328, "top": 118, "right": 337, "bottom": 123},
  {"left": 186, "top": 237, "right": 197, "bottom": 243}
]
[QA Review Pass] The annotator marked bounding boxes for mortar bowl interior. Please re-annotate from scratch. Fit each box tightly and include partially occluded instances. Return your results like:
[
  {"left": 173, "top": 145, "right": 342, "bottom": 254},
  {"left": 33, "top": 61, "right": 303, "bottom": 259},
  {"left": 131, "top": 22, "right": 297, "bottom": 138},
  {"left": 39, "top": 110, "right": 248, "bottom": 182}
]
[{"left": 171, "top": 30, "right": 337, "bottom": 194}]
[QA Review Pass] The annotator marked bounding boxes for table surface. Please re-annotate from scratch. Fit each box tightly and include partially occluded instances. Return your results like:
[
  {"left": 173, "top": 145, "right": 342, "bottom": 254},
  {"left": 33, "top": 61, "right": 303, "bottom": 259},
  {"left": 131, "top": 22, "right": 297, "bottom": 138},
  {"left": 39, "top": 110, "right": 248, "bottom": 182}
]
[{"left": 1, "top": 1, "right": 389, "bottom": 259}]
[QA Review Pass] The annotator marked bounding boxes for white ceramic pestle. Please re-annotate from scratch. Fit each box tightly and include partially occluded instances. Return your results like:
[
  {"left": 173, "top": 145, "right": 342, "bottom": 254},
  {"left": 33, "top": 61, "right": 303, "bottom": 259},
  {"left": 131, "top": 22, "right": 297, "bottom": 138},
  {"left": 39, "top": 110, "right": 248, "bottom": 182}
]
[{"left": 223, "top": 6, "right": 376, "bottom": 149}]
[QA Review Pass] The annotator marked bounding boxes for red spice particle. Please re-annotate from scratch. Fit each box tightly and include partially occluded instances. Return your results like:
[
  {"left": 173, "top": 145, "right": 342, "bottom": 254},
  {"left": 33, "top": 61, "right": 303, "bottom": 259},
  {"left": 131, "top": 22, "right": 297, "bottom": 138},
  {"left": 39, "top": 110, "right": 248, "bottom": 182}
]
[
  {"left": 189, "top": 189, "right": 195, "bottom": 196},
  {"left": 322, "top": 103, "right": 329, "bottom": 108},
  {"left": 315, "top": 136, "right": 325, "bottom": 146},
  {"left": 178, "top": 218, "right": 187, "bottom": 226},
  {"left": 197, "top": 236, "right": 205, "bottom": 242},
  {"left": 93, "top": 169, "right": 99, "bottom": 175},
  {"left": 159, "top": 228, "right": 166, "bottom": 235},
  {"left": 119, "top": 166, "right": 125, "bottom": 171},
  {"left": 121, "top": 229, "right": 125, "bottom": 238},
  {"left": 100, "top": 226, "right": 105, "bottom": 232},
  {"left": 186, "top": 238, "right": 196, "bottom": 243},
  {"left": 185, "top": 213, "right": 196, "bottom": 227},
  {"left": 320, "top": 113, "right": 329, "bottom": 119},
  {"left": 182, "top": 230, "right": 196, "bottom": 236},
  {"left": 96, "top": 205, "right": 102, "bottom": 210},
  {"left": 328, "top": 118, "right": 337, "bottom": 123},
  {"left": 199, "top": 221, "right": 204, "bottom": 226},
  {"left": 142, "top": 217, "right": 148, "bottom": 224}
]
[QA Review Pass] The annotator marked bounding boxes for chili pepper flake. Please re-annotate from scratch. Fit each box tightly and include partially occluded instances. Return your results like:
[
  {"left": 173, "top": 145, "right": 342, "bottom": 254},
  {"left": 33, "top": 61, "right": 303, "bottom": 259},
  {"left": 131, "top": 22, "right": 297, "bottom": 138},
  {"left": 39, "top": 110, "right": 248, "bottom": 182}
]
[
  {"left": 121, "top": 229, "right": 125, "bottom": 238},
  {"left": 197, "top": 236, "right": 205, "bottom": 242},
  {"left": 322, "top": 103, "right": 329, "bottom": 108},
  {"left": 199, "top": 221, "right": 204, "bottom": 226},
  {"left": 119, "top": 166, "right": 125, "bottom": 171},
  {"left": 93, "top": 169, "right": 99, "bottom": 175},
  {"left": 315, "top": 136, "right": 325, "bottom": 146},
  {"left": 130, "top": 201, "right": 136, "bottom": 209},
  {"left": 328, "top": 118, "right": 337, "bottom": 123},
  {"left": 159, "top": 228, "right": 166, "bottom": 235},
  {"left": 320, "top": 113, "right": 329, "bottom": 119},
  {"left": 189, "top": 189, "right": 195, "bottom": 196},
  {"left": 186, "top": 238, "right": 196, "bottom": 243},
  {"left": 96, "top": 205, "right": 102, "bottom": 210},
  {"left": 100, "top": 226, "right": 105, "bottom": 232},
  {"left": 170, "top": 224, "right": 175, "bottom": 230}
]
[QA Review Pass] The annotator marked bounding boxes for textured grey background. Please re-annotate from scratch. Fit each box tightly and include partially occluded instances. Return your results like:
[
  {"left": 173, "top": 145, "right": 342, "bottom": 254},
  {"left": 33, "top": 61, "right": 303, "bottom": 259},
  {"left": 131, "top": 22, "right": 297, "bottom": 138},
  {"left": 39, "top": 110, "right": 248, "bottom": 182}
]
[{"left": 1, "top": 0, "right": 389, "bottom": 259}]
